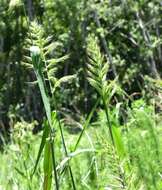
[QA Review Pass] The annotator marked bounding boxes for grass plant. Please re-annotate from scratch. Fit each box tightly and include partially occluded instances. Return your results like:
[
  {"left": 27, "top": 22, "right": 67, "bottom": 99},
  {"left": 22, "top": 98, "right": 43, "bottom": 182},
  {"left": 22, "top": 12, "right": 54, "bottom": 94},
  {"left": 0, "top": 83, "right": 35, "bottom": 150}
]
[{"left": 0, "top": 18, "right": 161, "bottom": 190}]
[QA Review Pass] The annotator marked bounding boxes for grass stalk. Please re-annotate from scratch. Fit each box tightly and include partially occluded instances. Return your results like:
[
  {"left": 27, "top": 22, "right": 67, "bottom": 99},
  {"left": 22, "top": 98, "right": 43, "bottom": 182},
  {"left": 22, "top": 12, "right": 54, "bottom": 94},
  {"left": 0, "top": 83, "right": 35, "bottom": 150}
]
[{"left": 102, "top": 97, "right": 115, "bottom": 146}]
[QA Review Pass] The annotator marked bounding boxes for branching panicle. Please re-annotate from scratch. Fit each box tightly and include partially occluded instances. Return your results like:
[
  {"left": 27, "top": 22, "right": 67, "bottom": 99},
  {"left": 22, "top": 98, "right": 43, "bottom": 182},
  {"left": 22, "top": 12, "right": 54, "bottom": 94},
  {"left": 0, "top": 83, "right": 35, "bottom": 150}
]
[{"left": 23, "top": 21, "right": 75, "bottom": 93}]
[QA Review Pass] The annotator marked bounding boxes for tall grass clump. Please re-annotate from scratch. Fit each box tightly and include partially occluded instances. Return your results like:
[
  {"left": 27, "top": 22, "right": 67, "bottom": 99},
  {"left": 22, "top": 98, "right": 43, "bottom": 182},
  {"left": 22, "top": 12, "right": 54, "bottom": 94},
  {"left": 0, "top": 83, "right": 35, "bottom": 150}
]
[
  {"left": 86, "top": 34, "right": 127, "bottom": 189},
  {"left": 23, "top": 21, "right": 76, "bottom": 190}
]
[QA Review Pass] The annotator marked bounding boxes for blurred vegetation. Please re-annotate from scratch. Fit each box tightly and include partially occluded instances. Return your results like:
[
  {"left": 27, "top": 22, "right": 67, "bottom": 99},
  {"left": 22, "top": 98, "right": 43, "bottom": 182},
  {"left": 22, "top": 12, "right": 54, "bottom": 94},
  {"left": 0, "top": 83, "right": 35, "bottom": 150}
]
[
  {"left": 0, "top": 0, "right": 162, "bottom": 125},
  {"left": 0, "top": 0, "right": 162, "bottom": 189}
]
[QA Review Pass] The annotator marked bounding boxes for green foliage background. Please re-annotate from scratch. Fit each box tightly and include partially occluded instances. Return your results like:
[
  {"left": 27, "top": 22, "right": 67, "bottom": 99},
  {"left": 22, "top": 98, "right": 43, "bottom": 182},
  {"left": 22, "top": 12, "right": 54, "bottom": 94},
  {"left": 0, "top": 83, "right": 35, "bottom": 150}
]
[{"left": 0, "top": 0, "right": 162, "bottom": 124}]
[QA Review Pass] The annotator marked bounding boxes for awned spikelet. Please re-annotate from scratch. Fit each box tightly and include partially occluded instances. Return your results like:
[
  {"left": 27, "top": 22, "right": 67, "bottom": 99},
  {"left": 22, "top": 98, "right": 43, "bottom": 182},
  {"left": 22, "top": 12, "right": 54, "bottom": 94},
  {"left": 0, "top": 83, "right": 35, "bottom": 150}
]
[
  {"left": 87, "top": 35, "right": 109, "bottom": 99},
  {"left": 23, "top": 21, "right": 75, "bottom": 93}
]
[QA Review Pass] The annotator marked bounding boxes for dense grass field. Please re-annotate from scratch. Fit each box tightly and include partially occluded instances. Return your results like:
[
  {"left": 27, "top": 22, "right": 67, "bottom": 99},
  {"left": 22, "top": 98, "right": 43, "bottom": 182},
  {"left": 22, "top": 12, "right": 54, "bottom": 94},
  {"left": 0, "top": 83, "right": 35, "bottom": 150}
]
[{"left": 0, "top": 99, "right": 162, "bottom": 189}]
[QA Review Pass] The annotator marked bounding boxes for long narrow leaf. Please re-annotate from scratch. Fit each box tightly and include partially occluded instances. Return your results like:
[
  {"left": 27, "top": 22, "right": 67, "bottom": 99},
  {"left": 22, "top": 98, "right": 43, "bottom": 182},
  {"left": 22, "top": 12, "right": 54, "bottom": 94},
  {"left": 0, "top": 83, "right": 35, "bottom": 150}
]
[{"left": 32, "top": 123, "right": 49, "bottom": 176}]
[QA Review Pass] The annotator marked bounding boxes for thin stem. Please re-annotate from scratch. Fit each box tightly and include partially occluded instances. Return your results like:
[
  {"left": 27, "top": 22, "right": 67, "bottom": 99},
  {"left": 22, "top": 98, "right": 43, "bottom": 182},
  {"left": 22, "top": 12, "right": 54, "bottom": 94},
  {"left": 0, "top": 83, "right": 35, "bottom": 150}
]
[
  {"left": 53, "top": 95, "right": 77, "bottom": 190},
  {"left": 103, "top": 96, "right": 126, "bottom": 188},
  {"left": 50, "top": 140, "right": 59, "bottom": 190},
  {"left": 102, "top": 97, "right": 115, "bottom": 146},
  {"left": 43, "top": 50, "right": 76, "bottom": 189},
  {"left": 73, "top": 98, "right": 100, "bottom": 152}
]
